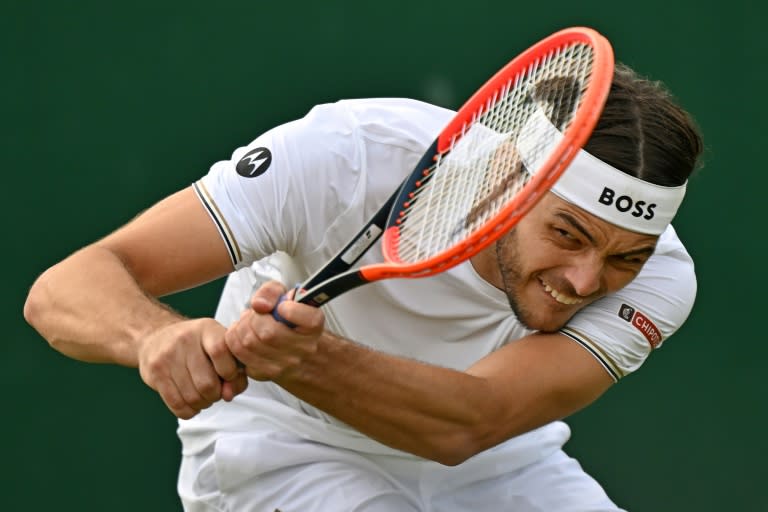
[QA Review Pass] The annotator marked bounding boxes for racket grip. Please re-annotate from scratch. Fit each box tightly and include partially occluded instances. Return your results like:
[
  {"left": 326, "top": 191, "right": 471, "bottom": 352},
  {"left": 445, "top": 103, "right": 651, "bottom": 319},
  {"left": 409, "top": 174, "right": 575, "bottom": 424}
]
[{"left": 270, "top": 284, "right": 301, "bottom": 328}]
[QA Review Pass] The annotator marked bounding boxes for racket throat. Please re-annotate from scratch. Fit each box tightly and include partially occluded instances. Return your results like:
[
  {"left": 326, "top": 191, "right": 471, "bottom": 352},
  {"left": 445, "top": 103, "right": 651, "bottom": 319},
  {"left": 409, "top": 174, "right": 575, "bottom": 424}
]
[{"left": 296, "top": 269, "right": 369, "bottom": 307}]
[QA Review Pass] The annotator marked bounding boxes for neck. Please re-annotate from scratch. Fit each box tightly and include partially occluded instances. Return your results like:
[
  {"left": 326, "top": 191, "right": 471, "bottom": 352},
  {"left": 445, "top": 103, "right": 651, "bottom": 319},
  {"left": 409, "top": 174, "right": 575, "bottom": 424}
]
[{"left": 470, "top": 243, "right": 503, "bottom": 290}]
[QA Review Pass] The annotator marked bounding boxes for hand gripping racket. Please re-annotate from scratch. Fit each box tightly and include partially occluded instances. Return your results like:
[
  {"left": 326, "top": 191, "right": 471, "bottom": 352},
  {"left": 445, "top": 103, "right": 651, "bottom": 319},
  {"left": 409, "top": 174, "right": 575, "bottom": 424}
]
[{"left": 274, "top": 27, "right": 614, "bottom": 324}]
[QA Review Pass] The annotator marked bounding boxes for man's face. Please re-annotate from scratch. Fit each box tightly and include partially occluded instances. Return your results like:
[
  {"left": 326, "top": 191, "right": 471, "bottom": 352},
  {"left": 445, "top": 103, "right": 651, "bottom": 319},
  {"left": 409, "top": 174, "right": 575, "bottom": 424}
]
[{"left": 471, "top": 192, "right": 659, "bottom": 332}]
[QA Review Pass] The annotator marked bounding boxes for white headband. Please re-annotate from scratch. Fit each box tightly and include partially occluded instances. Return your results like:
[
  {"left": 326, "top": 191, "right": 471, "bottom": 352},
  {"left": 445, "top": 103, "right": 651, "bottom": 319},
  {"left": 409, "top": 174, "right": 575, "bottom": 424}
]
[{"left": 516, "top": 108, "right": 687, "bottom": 235}]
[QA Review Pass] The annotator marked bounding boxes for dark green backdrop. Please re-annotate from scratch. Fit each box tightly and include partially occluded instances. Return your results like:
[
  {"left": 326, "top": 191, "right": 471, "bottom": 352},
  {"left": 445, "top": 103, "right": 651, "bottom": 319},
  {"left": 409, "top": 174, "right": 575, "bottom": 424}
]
[{"left": 5, "top": 1, "right": 764, "bottom": 510}]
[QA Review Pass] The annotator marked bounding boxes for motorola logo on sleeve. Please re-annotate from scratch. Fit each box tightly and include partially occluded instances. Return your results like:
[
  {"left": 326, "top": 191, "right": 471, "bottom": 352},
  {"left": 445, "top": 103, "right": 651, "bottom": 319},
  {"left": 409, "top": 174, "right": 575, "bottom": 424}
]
[{"left": 236, "top": 147, "right": 273, "bottom": 178}]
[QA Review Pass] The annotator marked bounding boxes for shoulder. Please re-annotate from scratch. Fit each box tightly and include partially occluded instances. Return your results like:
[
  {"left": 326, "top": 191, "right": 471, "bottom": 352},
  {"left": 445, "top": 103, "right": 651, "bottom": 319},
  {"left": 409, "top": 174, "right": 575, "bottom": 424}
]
[
  {"left": 653, "top": 224, "right": 694, "bottom": 265},
  {"left": 301, "top": 98, "right": 454, "bottom": 150},
  {"left": 598, "top": 223, "right": 697, "bottom": 336},
  {"left": 561, "top": 224, "right": 697, "bottom": 380},
  {"left": 244, "top": 98, "right": 452, "bottom": 176},
  {"left": 633, "top": 224, "right": 697, "bottom": 317}
]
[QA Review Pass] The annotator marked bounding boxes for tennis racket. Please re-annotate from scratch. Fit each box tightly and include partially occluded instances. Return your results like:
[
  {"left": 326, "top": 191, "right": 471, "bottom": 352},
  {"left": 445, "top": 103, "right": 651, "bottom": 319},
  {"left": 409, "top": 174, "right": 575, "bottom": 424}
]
[{"left": 274, "top": 26, "right": 614, "bottom": 324}]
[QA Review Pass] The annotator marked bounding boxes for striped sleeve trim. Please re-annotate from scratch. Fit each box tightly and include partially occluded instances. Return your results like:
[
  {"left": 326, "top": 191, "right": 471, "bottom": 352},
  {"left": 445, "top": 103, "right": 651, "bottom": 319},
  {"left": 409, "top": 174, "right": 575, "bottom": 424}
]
[
  {"left": 192, "top": 180, "right": 243, "bottom": 267},
  {"left": 559, "top": 327, "right": 624, "bottom": 382}
]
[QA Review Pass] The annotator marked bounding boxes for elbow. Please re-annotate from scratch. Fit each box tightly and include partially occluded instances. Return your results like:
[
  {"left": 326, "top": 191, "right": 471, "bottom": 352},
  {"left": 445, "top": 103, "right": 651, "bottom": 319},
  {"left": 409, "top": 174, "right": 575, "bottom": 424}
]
[
  {"left": 24, "top": 271, "right": 59, "bottom": 348},
  {"left": 425, "top": 426, "right": 494, "bottom": 467},
  {"left": 426, "top": 406, "right": 521, "bottom": 466},
  {"left": 429, "top": 435, "right": 483, "bottom": 467},
  {"left": 433, "top": 450, "right": 474, "bottom": 467},
  {"left": 24, "top": 276, "right": 45, "bottom": 332}
]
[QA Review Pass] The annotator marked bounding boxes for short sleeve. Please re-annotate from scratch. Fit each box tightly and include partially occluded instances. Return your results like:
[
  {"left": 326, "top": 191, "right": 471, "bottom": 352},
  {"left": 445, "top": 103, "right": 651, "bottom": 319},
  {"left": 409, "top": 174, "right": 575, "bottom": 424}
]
[
  {"left": 559, "top": 226, "right": 697, "bottom": 381},
  {"left": 192, "top": 98, "right": 450, "bottom": 271},
  {"left": 193, "top": 102, "right": 363, "bottom": 269}
]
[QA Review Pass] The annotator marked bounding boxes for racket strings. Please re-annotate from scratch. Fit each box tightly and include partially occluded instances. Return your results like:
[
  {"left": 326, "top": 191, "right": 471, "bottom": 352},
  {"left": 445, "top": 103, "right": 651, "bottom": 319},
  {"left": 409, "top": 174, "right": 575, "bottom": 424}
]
[{"left": 395, "top": 43, "right": 595, "bottom": 263}]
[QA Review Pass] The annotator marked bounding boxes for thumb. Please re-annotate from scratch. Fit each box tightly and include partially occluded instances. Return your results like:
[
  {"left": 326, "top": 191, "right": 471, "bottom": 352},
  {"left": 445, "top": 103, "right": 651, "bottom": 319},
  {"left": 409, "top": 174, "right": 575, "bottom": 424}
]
[{"left": 221, "top": 371, "right": 248, "bottom": 401}]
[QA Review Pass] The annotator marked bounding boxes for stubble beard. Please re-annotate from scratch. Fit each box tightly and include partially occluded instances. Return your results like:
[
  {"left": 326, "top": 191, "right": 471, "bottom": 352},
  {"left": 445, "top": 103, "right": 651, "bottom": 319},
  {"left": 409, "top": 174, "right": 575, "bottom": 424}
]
[
  {"left": 495, "top": 230, "right": 540, "bottom": 330},
  {"left": 496, "top": 230, "right": 584, "bottom": 333}
]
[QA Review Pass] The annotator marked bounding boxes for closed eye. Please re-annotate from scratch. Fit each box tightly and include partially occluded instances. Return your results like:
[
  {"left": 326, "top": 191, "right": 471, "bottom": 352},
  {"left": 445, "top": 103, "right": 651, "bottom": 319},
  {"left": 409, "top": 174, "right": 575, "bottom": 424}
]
[
  {"left": 611, "top": 248, "right": 655, "bottom": 267},
  {"left": 623, "top": 255, "right": 647, "bottom": 264},
  {"left": 610, "top": 255, "right": 646, "bottom": 268},
  {"left": 552, "top": 226, "right": 582, "bottom": 248}
]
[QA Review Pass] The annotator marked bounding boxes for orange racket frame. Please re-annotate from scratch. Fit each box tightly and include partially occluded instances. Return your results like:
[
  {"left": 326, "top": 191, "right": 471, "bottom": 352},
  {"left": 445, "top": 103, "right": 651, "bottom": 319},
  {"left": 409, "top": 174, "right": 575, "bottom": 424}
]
[
  {"left": 275, "top": 27, "right": 614, "bottom": 316},
  {"left": 375, "top": 27, "right": 613, "bottom": 280}
]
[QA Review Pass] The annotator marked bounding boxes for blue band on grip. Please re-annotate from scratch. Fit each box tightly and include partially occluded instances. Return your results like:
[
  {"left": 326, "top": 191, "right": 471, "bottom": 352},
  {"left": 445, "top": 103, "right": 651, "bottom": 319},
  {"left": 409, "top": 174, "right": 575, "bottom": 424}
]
[
  {"left": 271, "top": 294, "right": 297, "bottom": 328},
  {"left": 270, "top": 284, "right": 301, "bottom": 328}
]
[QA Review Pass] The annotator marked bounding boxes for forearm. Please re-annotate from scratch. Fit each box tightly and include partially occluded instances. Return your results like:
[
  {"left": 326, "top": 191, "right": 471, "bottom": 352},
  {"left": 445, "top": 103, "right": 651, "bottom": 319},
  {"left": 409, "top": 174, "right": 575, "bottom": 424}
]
[
  {"left": 24, "top": 245, "right": 184, "bottom": 366},
  {"left": 235, "top": 284, "right": 613, "bottom": 465},
  {"left": 275, "top": 331, "right": 498, "bottom": 465}
]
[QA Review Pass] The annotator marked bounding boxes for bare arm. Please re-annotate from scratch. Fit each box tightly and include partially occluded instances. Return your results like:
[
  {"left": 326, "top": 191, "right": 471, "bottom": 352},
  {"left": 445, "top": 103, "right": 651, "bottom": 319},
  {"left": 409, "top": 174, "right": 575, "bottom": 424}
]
[
  {"left": 226, "top": 282, "right": 614, "bottom": 465},
  {"left": 24, "top": 187, "right": 247, "bottom": 417}
]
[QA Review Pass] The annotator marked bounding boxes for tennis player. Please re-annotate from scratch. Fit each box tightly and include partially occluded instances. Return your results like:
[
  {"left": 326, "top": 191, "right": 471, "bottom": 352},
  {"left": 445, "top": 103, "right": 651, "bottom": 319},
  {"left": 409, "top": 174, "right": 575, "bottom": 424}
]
[{"left": 25, "top": 63, "right": 702, "bottom": 511}]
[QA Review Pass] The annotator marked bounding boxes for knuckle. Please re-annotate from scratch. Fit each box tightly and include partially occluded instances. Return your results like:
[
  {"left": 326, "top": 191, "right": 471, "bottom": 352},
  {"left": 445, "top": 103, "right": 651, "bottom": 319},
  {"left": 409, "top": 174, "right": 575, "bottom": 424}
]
[
  {"left": 247, "top": 311, "right": 264, "bottom": 330},
  {"left": 223, "top": 328, "right": 239, "bottom": 347},
  {"left": 165, "top": 395, "right": 188, "bottom": 414},
  {"left": 308, "top": 310, "right": 325, "bottom": 331},
  {"left": 260, "top": 324, "right": 278, "bottom": 343},
  {"left": 188, "top": 396, "right": 210, "bottom": 410},
  {"left": 198, "top": 377, "right": 221, "bottom": 398},
  {"left": 172, "top": 328, "right": 193, "bottom": 345},
  {"left": 195, "top": 378, "right": 216, "bottom": 395},
  {"left": 220, "top": 366, "right": 241, "bottom": 382},
  {"left": 144, "top": 358, "right": 167, "bottom": 376},
  {"left": 225, "top": 333, "right": 245, "bottom": 356},
  {"left": 206, "top": 340, "right": 228, "bottom": 359},
  {"left": 228, "top": 345, "right": 247, "bottom": 364},
  {"left": 179, "top": 388, "right": 203, "bottom": 407},
  {"left": 239, "top": 332, "right": 258, "bottom": 350}
]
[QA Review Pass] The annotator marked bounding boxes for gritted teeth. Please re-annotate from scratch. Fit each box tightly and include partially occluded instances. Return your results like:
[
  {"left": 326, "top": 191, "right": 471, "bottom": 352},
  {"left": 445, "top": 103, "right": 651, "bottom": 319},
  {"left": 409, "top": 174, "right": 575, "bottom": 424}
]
[{"left": 540, "top": 278, "right": 583, "bottom": 305}]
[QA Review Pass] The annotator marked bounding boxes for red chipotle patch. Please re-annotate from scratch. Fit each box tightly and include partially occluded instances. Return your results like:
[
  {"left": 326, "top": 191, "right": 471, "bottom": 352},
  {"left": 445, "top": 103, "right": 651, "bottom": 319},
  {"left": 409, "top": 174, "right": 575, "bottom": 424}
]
[{"left": 618, "top": 304, "right": 662, "bottom": 349}]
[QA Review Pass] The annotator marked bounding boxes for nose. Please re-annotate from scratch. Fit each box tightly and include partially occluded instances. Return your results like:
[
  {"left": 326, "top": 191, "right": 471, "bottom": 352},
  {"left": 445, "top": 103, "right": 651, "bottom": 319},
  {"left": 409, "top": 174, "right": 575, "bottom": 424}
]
[{"left": 563, "top": 252, "right": 604, "bottom": 297}]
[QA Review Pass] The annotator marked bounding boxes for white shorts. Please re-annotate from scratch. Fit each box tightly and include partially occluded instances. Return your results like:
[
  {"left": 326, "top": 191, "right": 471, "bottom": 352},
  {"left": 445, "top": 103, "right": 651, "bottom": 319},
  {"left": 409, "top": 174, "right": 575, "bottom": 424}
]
[{"left": 178, "top": 429, "right": 625, "bottom": 512}]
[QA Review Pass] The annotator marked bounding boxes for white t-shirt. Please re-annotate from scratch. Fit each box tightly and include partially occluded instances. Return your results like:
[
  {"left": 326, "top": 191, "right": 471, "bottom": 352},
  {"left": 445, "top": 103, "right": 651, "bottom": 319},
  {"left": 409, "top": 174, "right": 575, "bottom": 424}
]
[{"left": 179, "top": 98, "right": 696, "bottom": 467}]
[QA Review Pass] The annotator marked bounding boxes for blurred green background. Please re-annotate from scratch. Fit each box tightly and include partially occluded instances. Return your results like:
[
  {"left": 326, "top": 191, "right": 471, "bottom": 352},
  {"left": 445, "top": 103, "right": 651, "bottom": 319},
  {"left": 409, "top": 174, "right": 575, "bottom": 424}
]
[{"left": 4, "top": 0, "right": 764, "bottom": 510}]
